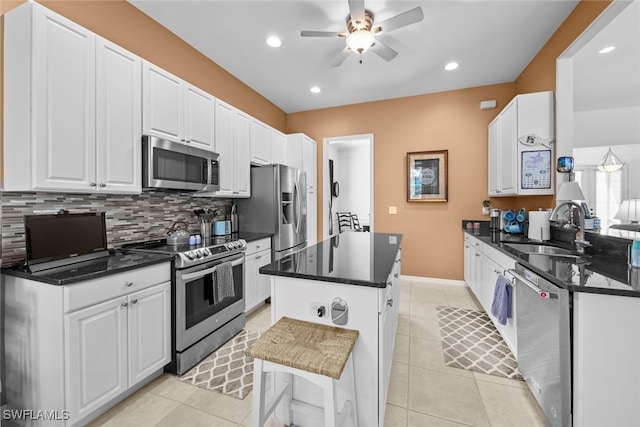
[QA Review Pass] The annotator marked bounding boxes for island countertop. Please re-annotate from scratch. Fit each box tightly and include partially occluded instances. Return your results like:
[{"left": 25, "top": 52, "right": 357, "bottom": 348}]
[{"left": 259, "top": 232, "right": 403, "bottom": 288}]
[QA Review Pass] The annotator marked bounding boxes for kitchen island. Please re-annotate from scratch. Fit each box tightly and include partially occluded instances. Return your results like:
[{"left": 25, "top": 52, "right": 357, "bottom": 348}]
[{"left": 259, "top": 232, "right": 403, "bottom": 427}]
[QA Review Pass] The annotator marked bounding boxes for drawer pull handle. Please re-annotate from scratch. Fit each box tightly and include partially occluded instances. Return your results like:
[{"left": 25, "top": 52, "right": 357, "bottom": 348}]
[
  {"left": 131, "top": 299, "right": 138, "bottom": 304},
  {"left": 475, "top": 253, "right": 480, "bottom": 257},
  {"left": 125, "top": 281, "right": 133, "bottom": 287},
  {"left": 256, "top": 255, "right": 262, "bottom": 260},
  {"left": 121, "top": 301, "right": 128, "bottom": 307}
]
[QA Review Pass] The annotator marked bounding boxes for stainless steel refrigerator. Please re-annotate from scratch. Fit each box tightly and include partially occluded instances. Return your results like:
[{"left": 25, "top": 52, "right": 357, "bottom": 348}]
[{"left": 237, "top": 164, "right": 306, "bottom": 260}]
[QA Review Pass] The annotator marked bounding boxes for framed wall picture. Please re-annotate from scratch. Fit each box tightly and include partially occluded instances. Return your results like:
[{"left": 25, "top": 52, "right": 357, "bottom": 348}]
[{"left": 407, "top": 150, "right": 448, "bottom": 202}]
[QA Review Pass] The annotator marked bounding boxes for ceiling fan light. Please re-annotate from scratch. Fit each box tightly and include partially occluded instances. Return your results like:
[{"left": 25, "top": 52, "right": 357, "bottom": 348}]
[{"left": 346, "top": 30, "right": 375, "bottom": 54}]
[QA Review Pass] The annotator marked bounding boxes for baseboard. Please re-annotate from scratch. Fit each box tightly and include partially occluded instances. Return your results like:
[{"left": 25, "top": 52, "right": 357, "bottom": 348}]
[{"left": 401, "top": 275, "right": 466, "bottom": 287}]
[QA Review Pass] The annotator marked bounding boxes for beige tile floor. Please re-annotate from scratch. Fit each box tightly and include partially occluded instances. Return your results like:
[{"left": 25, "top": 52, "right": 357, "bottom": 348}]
[{"left": 88, "top": 279, "right": 546, "bottom": 427}]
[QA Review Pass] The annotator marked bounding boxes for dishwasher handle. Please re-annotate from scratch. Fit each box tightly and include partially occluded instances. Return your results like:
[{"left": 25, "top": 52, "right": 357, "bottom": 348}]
[{"left": 506, "top": 269, "right": 557, "bottom": 299}]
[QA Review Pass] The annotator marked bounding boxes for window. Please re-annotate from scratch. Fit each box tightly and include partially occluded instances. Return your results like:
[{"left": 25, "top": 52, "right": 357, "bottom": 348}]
[{"left": 575, "top": 167, "right": 626, "bottom": 228}]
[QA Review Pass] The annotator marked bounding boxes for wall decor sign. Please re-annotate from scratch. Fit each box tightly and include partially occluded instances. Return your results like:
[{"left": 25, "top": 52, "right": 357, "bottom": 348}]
[{"left": 407, "top": 150, "right": 448, "bottom": 202}]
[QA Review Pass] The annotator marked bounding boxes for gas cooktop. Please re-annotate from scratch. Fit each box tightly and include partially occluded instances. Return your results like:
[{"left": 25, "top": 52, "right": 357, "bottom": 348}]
[{"left": 122, "top": 236, "right": 246, "bottom": 269}]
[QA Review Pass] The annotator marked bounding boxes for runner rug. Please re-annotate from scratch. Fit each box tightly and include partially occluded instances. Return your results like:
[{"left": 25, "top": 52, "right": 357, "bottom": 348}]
[
  {"left": 436, "top": 306, "right": 522, "bottom": 380},
  {"left": 180, "top": 330, "right": 261, "bottom": 399}
]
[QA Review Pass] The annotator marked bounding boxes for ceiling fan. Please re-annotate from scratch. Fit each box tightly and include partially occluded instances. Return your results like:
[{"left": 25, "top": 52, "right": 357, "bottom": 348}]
[{"left": 301, "top": 0, "right": 424, "bottom": 66}]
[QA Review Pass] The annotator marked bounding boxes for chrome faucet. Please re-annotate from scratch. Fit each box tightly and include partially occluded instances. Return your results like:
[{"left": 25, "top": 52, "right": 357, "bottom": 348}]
[{"left": 549, "top": 201, "right": 593, "bottom": 254}]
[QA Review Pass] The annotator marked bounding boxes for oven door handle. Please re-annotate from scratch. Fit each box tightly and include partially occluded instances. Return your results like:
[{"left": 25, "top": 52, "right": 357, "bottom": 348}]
[
  {"left": 506, "top": 268, "right": 557, "bottom": 299},
  {"left": 180, "top": 256, "right": 244, "bottom": 282}
]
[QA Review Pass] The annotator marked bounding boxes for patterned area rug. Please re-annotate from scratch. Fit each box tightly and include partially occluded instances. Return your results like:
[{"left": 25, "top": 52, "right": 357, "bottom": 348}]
[
  {"left": 180, "top": 330, "right": 261, "bottom": 399},
  {"left": 436, "top": 306, "right": 522, "bottom": 380}
]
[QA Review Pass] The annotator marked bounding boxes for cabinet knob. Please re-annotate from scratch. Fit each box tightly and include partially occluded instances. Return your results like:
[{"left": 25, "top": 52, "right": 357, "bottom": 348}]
[
  {"left": 99, "top": 183, "right": 106, "bottom": 187},
  {"left": 475, "top": 253, "right": 480, "bottom": 257},
  {"left": 125, "top": 281, "right": 133, "bottom": 287},
  {"left": 465, "top": 245, "right": 469, "bottom": 248},
  {"left": 90, "top": 182, "right": 97, "bottom": 187},
  {"left": 387, "top": 298, "right": 394, "bottom": 307},
  {"left": 494, "top": 269, "right": 501, "bottom": 274},
  {"left": 255, "top": 255, "right": 261, "bottom": 260},
  {"left": 387, "top": 280, "right": 392, "bottom": 286},
  {"left": 131, "top": 298, "right": 138, "bottom": 304},
  {"left": 394, "top": 273, "right": 399, "bottom": 278},
  {"left": 121, "top": 301, "right": 128, "bottom": 307},
  {"left": 181, "top": 139, "right": 186, "bottom": 143}
]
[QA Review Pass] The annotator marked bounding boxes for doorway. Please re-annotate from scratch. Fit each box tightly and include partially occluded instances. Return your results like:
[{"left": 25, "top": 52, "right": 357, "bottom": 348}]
[{"left": 322, "top": 134, "right": 374, "bottom": 239}]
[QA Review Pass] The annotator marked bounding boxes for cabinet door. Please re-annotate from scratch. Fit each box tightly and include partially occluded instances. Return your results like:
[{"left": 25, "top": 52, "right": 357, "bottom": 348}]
[
  {"left": 244, "top": 252, "right": 258, "bottom": 312},
  {"left": 142, "top": 62, "right": 182, "bottom": 142},
  {"left": 287, "top": 134, "right": 304, "bottom": 170},
  {"left": 307, "top": 189, "right": 317, "bottom": 246},
  {"left": 270, "top": 129, "right": 287, "bottom": 165},
  {"left": 128, "top": 282, "right": 171, "bottom": 387},
  {"left": 250, "top": 119, "right": 271, "bottom": 165},
  {"left": 303, "top": 137, "right": 317, "bottom": 191},
  {"left": 234, "top": 110, "right": 251, "bottom": 197},
  {"left": 215, "top": 99, "right": 235, "bottom": 195},
  {"left": 96, "top": 37, "right": 142, "bottom": 194},
  {"left": 33, "top": 6, "right": 96, "bottom": 191},
  {"left": 484, "top": 258, "right": 517, "bottom": 355},
  {"left": 184, "top": 84, "right": 215, "bottom": 151},
  {"left": 378, "top": 285, "right": 395, "bottom": 423},
  {"left": 255, "top": 249, "right": 272, "bottom": 302},
  {"left": 65, "top": 297, "right": 128, "bottom": 420},
  {"left": 488, "top": 120, "right": 500, "bottom": 195},
  {"left": 498, "top": 102, "right": 517, "bottom": 195}
]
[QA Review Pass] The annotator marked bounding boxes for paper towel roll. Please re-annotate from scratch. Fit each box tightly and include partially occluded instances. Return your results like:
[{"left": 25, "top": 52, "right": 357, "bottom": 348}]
[{"left": 528, "top": 211, "right": 551, "bottom": 241}]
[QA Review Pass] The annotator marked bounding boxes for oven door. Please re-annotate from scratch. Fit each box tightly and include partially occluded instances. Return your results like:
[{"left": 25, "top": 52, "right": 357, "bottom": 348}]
[{"left": 175, "top": 253, "right": 244, "bottom": 352}]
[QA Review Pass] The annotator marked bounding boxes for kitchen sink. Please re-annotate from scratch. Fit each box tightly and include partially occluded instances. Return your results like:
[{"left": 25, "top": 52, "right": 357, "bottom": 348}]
[{"left": 503, "top": 243, "right": 586, "bottom": 261}]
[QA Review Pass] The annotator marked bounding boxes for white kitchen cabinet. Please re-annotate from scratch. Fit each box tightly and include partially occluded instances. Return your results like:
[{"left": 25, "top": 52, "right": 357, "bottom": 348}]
[
  {"left": 488, "top": 91, "right": 554, "bottom": 197},
  {"left": 4, "top": 2, "right": 141, "bottom": 194},
  {"left": 4, "top": 262, "right": 171, "bottom": 426},
  {"left": 142, "top": 62, "right": 215, "bottom": 151},
  {"left": 463, "top": 233, "right": 517, "bottom": 356},
  {"left": 200, "top": 99, "right": 250, "bottom": 198},
  {"left": 302, "top": 136, "right": 317, "bottom": 192},
  {"left": 251, "top": 118, "right": 271, "bottom": 165},
  {"left": 270, "top": 129, "right": 287, "bottom": 165},
  {"left": 244, "top": 238, "right": 272, "bottom": 313},
  {"left": 379, "top": 249, "right": 401, "bottom": 417},
  {"left": 286, "top": 133, "right": 305, "bottom": 170}
]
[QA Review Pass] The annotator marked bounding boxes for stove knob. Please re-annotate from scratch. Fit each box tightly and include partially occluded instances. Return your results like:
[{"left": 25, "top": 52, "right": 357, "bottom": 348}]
[
  {"left": 203, "top": 248, "right": 211, "bottom": 256},
  {"left": 230, "top": 241, "right": 237, "bottom": 249},
  {"left": 195, "top": 249, "right": 203, "bottom": 258},
  {"left": 186, "top": 251, "right": 196, "bottom": 260}
]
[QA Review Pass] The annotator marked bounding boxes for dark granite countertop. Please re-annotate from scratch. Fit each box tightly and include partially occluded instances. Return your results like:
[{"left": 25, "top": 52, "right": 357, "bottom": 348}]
[
  {"left": 1, "top": 251, "right": 173, "bottom": 286},
  {"left": 259, "top": 232, "right": 403, "bottom": 288},
  {"left": 463, "top": 228, "right": 640, "bottom": 297},
  {"left": 235, "top": 231, "right": 273, "bottom": 242}
]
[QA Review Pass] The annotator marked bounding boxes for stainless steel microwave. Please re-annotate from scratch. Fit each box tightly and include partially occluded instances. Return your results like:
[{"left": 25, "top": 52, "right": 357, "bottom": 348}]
[{"left": 142, "top": 135, "right": 219, "bottom": 192}]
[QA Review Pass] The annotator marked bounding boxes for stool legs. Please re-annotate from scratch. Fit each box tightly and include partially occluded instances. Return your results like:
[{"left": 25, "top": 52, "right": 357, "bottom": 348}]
[{"left": 252, "top": 359, "right": 267, "bottom": 427}]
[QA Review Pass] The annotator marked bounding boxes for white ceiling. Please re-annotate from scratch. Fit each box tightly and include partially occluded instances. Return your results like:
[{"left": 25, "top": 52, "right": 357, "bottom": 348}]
[{"left": 129, "top": 0, "right": 580, "bottom": 113}]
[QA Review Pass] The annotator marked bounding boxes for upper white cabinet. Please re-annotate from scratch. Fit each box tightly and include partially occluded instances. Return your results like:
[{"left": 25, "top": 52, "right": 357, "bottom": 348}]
[
  {"left": 3, "top": 2, "right": 141, "bottom": 194},
  {"left": 142, "top": 62, "right": 215, "bottom": 151},
  {"left": 250, "top": 118, "right": 271, "bottom": 165},
  {"left": 286, "top": 133, "right": 304, "bottom": 170},
  {"left": 199, "top": 99, "right": 250, "bottom": 198},
  {"left": 270, "top": 129, "right": 287, "bottom": 165},
  {"left": 287, "top": 133, "right": 317, "bottom": 244},
  {"left": 488, "top": 91, "right": 554, "bottom": 197}
]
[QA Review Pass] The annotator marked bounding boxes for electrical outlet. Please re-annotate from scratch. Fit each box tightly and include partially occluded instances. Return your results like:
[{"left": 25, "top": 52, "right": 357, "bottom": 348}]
[{"left": 309, "top": 302, "right": 328, "bottom": 318}]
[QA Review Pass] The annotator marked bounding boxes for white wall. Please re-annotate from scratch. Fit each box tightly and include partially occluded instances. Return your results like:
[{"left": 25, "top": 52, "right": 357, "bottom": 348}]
[
  {"left": 573, "top": 106, "right": 640, "bottom": 148},
  {"left": 334, "top": 145, "right": 371, "bottom": 227}
]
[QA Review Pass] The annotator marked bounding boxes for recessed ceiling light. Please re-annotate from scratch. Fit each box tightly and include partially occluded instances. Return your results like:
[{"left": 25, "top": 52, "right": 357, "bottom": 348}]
[
  {"left": 444, "top": 62, "right": 459, "bottom": 71},
  {"left": 310, "top": 86, "right": 321, "bottom": 94},
  {"left": 598, "top": 46, "right": 615, "bottom": 54},
  {"left": 266, "top": 36, "right": 281, "bottom": 48}
]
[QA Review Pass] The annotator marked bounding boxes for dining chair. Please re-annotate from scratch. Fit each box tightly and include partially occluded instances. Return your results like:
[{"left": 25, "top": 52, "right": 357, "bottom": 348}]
[
  {"left": 350, "top": 214, "right": 364, "bottom": 232},
  {"left": 337, "top": 212, "right": 353, "bottom": 233}
]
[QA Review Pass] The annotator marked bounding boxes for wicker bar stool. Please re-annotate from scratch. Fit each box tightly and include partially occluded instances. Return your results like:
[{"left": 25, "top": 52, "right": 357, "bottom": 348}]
[{"left": 246, "top": 316, "right": 359, "bottom": 427}]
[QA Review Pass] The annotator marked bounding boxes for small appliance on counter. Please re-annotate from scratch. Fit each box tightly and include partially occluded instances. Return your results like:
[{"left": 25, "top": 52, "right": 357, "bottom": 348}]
[{"left": 214, "top": 220, "right": 231, "bottom": 236}]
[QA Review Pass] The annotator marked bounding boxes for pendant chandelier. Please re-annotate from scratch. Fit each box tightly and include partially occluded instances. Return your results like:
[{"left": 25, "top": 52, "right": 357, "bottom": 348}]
[{"left": 596, "top": 147, "right": 624, "bottom": 172}]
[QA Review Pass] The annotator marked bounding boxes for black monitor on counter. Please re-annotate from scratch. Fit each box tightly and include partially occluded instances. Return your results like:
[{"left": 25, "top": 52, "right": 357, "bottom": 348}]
[{"left": 24, "top": 211, "right": 109, "bottom": 272}]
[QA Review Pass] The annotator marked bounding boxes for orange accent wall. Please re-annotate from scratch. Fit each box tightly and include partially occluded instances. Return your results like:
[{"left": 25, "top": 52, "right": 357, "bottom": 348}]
[{"left": 1, "top": 0, "right": 612, "bottom": 279}]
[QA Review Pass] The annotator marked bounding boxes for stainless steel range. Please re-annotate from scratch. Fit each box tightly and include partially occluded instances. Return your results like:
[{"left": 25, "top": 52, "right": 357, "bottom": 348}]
[{"left": 124, "top": 237, "right": 247, "bottom": 374}]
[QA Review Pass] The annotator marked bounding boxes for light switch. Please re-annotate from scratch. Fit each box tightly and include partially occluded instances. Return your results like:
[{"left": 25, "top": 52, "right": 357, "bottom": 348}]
[{"left": 389, "top": 206, "right": 397, "bottom": 215}]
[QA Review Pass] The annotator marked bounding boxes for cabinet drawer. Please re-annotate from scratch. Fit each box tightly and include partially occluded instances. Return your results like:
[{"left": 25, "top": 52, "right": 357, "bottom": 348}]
[
  {"left": 64, "top": 263, "right": 171, "bottom": 312},
  {"left": 245, "top": 237, "right": 271, "bottom": 255}
]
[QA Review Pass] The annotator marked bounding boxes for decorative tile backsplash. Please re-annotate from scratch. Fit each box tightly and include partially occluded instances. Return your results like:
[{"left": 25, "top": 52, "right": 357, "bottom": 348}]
[{"left": 0, "top": 191, "right": 231, "bottom": 266}]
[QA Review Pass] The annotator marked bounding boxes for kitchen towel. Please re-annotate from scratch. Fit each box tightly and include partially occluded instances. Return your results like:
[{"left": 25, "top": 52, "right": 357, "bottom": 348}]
[
  {"left": 491, "top": 275, "right": 512, "bottom": 325},
  {"left": 214, "top": 262, "right": 235, "bottom": 303}
]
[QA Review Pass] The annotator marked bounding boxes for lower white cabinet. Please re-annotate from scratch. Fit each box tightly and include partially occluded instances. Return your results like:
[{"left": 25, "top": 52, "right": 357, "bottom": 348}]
[
  {"left": 463, "top": 233, "right": 517, "bottom": 356},
  {"left": 3, "top": 262, "right": 171, "bottom": 426},
  {"left": 244, "top": 238, "right": 272, "bottom": 313}
]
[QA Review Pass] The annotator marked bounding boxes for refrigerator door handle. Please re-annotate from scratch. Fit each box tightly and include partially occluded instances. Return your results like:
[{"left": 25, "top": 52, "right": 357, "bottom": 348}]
[{"left": 294, "top": 179, "right": 301, "bottom": 234}]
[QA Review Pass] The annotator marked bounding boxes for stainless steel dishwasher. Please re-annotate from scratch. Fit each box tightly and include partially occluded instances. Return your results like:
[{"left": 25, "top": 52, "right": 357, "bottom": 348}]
[{"left": 511, "top": 262, "right": 571, "bottom": 427}]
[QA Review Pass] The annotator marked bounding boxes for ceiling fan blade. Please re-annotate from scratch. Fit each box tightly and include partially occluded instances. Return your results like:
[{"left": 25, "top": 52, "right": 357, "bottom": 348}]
[
  {"left": 301, "top": 30, "right": 345, "bottom": 38},
  {"left": 330, "top": 47, "right": 352, "bottom": 67},
  {"left": 348, "top": 0, "right": 366, "bottom": 24},
  {"left": 374, "top": 7, "right": 424, "bottom": 33},
  {"left": 370, "top": 40, "right": 398, "bottom": 62}
]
